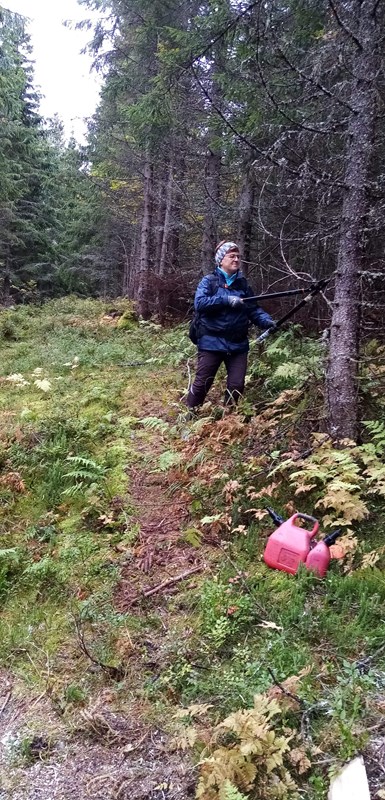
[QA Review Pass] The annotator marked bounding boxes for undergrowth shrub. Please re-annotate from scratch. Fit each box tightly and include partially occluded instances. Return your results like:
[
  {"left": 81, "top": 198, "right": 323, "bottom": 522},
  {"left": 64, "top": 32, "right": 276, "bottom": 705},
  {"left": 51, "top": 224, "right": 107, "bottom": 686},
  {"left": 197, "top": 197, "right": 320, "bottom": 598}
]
[
  {"left": 8, "top": 417, "right": 107, "bottom": 507},
  {"left": 199, "top": 578, "right": 261, "bottom": 652},
  {"left": 0, "top": 312, "right": 19, "bottom": 341},
  {"left": 195, "top": 694, "right": 303, "bottom": 799},
  {"left": 247, "top": 327, "right": 324, "bottom": 396},
  {"left": 0, "top": 306, "right": 35, "bottom": 341},
  {"left": 62, "top": 455, "right": 107, "bottom": 498},
  {"left": 0, "top": 548, "right": 22, "bottom": 600},
  {"left": 268, "top": 423, "right": 385, "bottom": 532},
  {"left": 23, "top": 555, "right": 68, "bottom": 594}
]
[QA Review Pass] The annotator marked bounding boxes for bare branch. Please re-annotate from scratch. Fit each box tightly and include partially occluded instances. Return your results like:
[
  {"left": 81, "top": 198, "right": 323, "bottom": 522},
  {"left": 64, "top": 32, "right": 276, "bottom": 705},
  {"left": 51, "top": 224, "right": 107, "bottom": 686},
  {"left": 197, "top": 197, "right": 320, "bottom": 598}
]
[
  {"left": 270, "top": 39, "right": 356, "bottom": 115},
  {"left": 74, "top": 617, "right": 125, "bottom": 681},
  {"left": 252, "top": 25, "right": 350, "bottom": 132},
  {"left": 328, "top": 0, "right": 363, "bottom": 50},
  {"left": 267, "top": 667, "right": 306, "bottom": 709},
  {"left": 190, "top": 63, "right": 322, "bottom": 184}
]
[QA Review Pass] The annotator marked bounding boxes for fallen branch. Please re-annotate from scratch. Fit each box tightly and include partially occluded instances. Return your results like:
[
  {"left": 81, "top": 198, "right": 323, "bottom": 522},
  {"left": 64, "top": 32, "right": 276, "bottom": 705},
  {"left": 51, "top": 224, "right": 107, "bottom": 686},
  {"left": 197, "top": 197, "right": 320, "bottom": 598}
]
[
  {"left": 0, "top": 689, "right": 12, "bottom": 717},
  {"left": 132, "top": 565, "right": 202, "bottom": 605},
  {"left": 116, "top": 361, "right": 147, "bottom": 367},
  {"left": 73, "top": 617, "right": 125, "bottom": 681},
  {"left": 356, "top": 640, "right": 385, "bottom": 673},
  {"left": 267, "top": 667, "right": 306, "bottom": 709}
]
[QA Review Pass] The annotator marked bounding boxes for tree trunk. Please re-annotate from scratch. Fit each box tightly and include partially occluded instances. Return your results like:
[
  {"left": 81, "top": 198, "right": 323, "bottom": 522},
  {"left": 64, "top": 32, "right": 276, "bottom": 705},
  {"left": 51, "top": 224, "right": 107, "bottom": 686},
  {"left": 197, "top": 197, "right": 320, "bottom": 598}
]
[
  {"left": 2, "top": 258, "right": 11, "bottom": 306},
  {"left": 137, "top": 150, "right": 154, "bottom": 319},
  {"left": 159, "top": 152, "right": 175, "bottom": 279},
  {"left": 156, "top": 151, "right": 175, "bottom": 320},
  {"left": 119, "top": 235, "right": 130, "bottom": 297},
  {"left": 200, "top": 43, "right": 224, "bottom": 275},
  {"left": 128, "top": 231, "right": 139, "bottom": 299},
  {"left": 171, "top": 151, "right": 185, "bottom": 273},
  {"left": 201, "top": 148, "right": 221, "bottom": 274},
  {"left": 154, "top": 166, "right": 167, "bottom": 272},
  {"left": 238, "top": 160, "right": 256, "bottom": 279},
  {"left": 326, "top": 1, "right": 378, "bottom": 441}
]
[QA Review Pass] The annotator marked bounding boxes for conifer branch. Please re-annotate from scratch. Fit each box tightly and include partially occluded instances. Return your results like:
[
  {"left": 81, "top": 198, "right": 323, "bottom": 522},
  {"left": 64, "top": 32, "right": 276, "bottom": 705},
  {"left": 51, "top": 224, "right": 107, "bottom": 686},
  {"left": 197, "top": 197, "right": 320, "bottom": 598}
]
[{"left": 328, "top": 0, "right": 363, "bottom": 50}]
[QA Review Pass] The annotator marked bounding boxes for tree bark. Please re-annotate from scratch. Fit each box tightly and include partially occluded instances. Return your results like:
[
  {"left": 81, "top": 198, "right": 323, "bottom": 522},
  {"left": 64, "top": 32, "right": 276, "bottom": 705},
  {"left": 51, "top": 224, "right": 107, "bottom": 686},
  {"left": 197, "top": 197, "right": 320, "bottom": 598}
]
[
  {"left": 159, "top": 151, "right": 175, "bottom": 279},
  {"left": 200, "top": 42, "right": 224, "bottom": 275},
  {"left": 326, "top": 0, "right": 378, "bottom": 441},
  {"left": 137, "top": 150, "right": 154, "bottom": 319},
  {"left": 238, "top": 160, "right": 256, "bottom": 279},
  {"left": 155, "top": 151, "right": 176, "bottom": 319},
  {"left": 154, "top": 165, "right": 167, "bottom": 272},
  {"left": 2, "top": 257, "right": 11, "bottom": 306},
  {"left": 201, "top": 148, "right": 221, "bottom": 274},
  {"left": 128, "top": 231, "right": 139, "bottom": 299},
  {"left": 171, "top": 151, "right": 185, "bottom": 274},
  {"left": 118, "top": 235, "right": 130, "bottom": 297}
]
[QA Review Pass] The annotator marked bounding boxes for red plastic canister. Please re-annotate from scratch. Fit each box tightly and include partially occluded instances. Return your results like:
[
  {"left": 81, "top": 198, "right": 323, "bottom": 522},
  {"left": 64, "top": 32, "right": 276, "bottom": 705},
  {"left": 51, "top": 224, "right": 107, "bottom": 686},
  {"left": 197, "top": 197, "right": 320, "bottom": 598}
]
[
  {"left": 305, "top": 541, "right": 331, "bottom": 578},
  {"left": 263, "top": 513, "right": 319, "bottom": 575}
]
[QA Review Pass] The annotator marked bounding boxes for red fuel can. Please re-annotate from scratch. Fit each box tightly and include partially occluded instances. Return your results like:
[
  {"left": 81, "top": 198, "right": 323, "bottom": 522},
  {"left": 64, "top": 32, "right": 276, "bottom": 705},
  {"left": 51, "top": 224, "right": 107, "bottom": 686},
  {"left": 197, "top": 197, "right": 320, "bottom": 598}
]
[
  {"left": 305, "top": 541, "right": 330, "bottom": 577},
  {"left": 264, "top": 513, "right": 319, "bottom": 575},
  {"left": 305, "top": 528, "right": 344, "bottom": 577}
]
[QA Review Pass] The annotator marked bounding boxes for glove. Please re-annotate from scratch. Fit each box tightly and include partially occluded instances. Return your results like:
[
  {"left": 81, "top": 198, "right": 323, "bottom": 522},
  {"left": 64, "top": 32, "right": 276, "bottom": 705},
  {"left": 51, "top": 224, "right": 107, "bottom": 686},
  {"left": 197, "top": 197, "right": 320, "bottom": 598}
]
[
  {"left": 227, "top": 296, "right": 244, "bottom": 307},
  {"left": 256, "top": 321, "right": 277, "bottom": 344}
]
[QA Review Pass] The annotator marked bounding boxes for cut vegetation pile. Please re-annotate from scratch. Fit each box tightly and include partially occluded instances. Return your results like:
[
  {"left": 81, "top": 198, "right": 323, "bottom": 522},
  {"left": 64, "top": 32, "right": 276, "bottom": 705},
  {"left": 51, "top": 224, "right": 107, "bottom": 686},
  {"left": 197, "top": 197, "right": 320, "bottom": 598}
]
[{"left": 0, "top": 299, "right": 384, "bottom": 800}]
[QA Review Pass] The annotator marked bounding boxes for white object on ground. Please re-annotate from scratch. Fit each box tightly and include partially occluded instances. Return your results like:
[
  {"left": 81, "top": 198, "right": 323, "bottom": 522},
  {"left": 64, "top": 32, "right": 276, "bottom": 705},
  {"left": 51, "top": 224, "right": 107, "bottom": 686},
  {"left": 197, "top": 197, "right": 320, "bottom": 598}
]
[{"left": 328, "top": 756, "right": 370, "bottom": 800}]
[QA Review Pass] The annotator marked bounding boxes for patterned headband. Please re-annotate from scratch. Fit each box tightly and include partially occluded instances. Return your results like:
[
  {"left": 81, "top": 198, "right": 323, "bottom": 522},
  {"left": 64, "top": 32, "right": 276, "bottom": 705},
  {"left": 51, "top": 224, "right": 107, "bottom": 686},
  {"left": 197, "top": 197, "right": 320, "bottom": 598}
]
[{"left": 215, "top": 241, "right": 239, "bottom": 266}]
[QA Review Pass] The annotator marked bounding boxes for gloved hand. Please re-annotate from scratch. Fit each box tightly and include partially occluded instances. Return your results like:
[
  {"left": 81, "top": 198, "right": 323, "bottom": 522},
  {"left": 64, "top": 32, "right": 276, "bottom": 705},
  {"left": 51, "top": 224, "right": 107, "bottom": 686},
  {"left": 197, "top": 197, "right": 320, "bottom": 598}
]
[
  {"left": 256, "top": 321, "right": 278, "bottom": 344},
  {"left": 227, "top": 296, "right": 244, "bottom": 307}
]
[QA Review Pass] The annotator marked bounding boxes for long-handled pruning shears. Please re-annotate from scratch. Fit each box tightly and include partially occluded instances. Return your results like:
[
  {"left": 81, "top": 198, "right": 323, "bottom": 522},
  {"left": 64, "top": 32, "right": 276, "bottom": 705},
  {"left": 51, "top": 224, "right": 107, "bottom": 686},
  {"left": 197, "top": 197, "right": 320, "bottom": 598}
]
[{"left": 243, "top": 277, "right": 331, "bottom": 344}]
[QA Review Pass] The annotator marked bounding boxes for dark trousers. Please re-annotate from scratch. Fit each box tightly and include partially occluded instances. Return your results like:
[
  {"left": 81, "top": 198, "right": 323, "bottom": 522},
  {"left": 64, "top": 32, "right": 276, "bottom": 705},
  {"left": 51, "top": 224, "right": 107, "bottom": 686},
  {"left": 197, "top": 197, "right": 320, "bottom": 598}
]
[{"left": 186, "top": 350, "right": 248, "bottom": 408}]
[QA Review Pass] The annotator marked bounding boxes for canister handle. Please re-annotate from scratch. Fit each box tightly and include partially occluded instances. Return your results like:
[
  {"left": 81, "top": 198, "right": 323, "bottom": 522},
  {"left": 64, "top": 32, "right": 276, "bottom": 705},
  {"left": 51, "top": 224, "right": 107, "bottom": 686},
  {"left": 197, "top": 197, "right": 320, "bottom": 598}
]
[{"left": 292, "top": 512, "right": 319, "bottom": 536}]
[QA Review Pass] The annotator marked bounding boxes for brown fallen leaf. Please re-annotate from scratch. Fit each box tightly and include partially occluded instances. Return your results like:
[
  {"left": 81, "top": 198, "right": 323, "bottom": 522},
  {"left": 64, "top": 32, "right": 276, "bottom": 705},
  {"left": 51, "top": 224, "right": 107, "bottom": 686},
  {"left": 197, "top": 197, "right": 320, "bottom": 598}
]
[{"left": 258, "top": 620, "right": 283, "bottom": 631}]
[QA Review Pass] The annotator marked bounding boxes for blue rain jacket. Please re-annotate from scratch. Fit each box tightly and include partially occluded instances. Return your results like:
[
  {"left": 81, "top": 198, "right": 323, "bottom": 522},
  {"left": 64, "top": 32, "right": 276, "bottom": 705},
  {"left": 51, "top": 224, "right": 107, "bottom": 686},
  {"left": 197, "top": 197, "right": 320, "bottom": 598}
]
[{"left": 194, "top": 268, "right": 274, "bottom": 353}]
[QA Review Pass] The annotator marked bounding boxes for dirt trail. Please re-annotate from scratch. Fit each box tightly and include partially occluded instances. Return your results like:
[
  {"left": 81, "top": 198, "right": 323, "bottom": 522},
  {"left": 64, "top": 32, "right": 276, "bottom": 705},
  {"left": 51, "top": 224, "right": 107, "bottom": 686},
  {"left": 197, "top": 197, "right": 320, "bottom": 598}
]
[
  {"left": 115, "top": 449, "right": 202, "bottom": 611},
  {"left": 0, "top": 672, "right": 194, "bottom": 799},
  {"left": 110, "top": 380, "right": 206, "bottom": 611},
  {"left": 0, "top": 395, "right": 198, "bottom": 800}
]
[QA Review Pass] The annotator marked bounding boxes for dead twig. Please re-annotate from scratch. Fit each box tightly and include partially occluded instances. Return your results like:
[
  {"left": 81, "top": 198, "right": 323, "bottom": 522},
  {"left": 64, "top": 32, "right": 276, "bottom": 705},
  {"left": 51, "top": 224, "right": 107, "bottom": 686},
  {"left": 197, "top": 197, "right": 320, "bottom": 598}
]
[
  {"left": 113, "top": 776, "right": 139, "bottom": 799},
  {"left": 356, "top": 641, "right": 385, "bottom": 673},
  {"left": 0, "top": 689, "right": 12, "bottom": 717},
  {"left": 122, "top": 730, "right": 150, "bottom": 755},
  {"left": 131, "top": 565, "right": 202, "bottom": 606},
  {"left": 86, "top": 771, "right": 136, "bottom": 799},
  {"left": 74, "top": 616, "right": 125, "bottom": 681},
  {"left": 267, "top": 667, "right": 306, "bottom": 709}
]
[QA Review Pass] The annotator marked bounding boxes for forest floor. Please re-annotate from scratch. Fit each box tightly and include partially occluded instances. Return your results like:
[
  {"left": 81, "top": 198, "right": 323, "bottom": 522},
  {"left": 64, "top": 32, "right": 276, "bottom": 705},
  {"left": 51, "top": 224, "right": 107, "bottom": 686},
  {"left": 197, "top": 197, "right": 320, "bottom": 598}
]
[{"left": 0, "top": 299, "right": 385, "bottom": 800}]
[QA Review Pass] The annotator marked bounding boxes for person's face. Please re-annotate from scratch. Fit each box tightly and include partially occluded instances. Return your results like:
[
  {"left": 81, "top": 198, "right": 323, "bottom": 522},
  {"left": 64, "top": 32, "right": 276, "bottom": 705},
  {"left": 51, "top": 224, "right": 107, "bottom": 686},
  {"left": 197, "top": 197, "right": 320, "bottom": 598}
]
[{"left": 220, "top": 248, "right": 240, "bottom": 275}]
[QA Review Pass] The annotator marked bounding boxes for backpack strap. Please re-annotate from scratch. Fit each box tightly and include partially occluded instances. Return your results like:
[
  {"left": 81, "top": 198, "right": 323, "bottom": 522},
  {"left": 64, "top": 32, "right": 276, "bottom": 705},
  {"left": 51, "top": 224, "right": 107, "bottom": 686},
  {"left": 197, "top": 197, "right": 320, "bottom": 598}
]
[
  {"left": 206, "top": 272, "right": 220, "bottom": 293},
  {"left": 205, "top": 272, "right": 248, "bottom": 295},
  {"left": 239, "top": 276, "right": 249, "bottom": 293},
  {"left": 210, "top": 271, "right": 248, "bottom": 293}
]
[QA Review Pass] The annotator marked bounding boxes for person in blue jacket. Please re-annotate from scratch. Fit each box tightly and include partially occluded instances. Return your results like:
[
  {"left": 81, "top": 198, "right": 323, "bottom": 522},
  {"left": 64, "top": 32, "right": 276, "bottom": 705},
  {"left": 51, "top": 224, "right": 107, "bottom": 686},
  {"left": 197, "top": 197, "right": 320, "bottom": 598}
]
[{"left": 186, "top": 240, "right": 276, "bottom": 410}]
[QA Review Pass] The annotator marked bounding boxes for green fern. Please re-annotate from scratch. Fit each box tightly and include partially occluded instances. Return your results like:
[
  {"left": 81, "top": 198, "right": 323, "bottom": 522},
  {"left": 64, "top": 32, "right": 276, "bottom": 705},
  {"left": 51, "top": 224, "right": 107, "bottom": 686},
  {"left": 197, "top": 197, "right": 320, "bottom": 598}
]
[
  {"left": 141, "top": 415, "right": 169, "bottom": 434},
  {"left": 64, "top": 455, "right": 105, "bottom": 471},
  {"left": 157, "top": 450, "right": 181, "bottom": 472},
  {"left": 272, "top": 362, "right": 304, "bottom": 380},
  {"left": 220, "top": 782, "right": 249, "bottom": 800},
  {"left": 62, "top": 455, "right": 106, "bottom": 496},
  {"left": 0, "top": 548, "right": 20, "bottom": 565},
  {"left": 363, "top": 420, "right": 385, "bottom": 455},
  {"left": 24, "top": 556, "right": 62, "bottom": 582}
]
